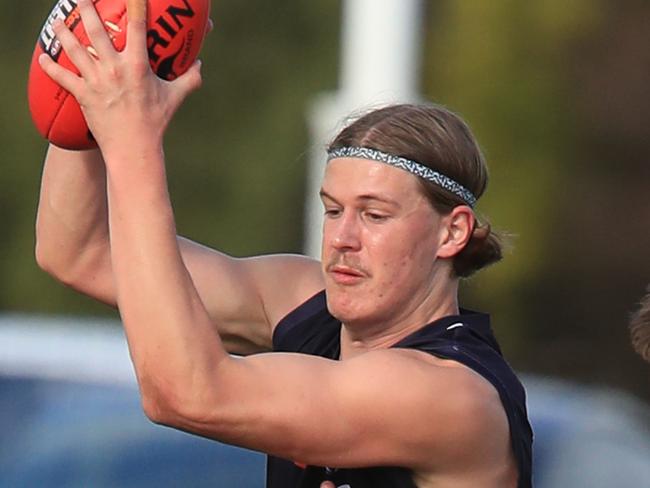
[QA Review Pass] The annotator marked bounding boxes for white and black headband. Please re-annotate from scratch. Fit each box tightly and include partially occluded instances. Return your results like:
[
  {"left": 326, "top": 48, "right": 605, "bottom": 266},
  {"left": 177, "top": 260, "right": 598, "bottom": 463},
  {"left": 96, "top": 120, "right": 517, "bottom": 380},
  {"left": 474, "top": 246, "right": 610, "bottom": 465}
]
[{"left": 326, "top": 146, "right": 477, "bottom": 207}]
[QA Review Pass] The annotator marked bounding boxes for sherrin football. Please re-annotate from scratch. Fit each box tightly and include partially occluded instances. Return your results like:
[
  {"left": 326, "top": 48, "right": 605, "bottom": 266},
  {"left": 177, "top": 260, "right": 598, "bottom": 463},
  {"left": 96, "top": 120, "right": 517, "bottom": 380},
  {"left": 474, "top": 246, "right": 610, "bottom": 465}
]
[{"left": 28, "top": 0, "right": 211, "bottom": 150}]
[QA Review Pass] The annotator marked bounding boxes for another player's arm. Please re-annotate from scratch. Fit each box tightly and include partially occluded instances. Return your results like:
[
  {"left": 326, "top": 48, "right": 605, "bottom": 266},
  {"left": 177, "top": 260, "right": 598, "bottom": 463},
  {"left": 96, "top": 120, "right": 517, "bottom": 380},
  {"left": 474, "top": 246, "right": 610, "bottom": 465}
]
[{"left": 35, "top": 147, "right": 323, "bottom": 355}]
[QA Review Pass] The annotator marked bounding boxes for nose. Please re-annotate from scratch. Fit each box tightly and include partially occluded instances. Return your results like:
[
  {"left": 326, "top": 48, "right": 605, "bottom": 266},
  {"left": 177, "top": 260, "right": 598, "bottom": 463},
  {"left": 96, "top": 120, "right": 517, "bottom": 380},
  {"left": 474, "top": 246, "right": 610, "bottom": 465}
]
[{"left": 328, "top": 211, "right": 361, "bottom": 252}]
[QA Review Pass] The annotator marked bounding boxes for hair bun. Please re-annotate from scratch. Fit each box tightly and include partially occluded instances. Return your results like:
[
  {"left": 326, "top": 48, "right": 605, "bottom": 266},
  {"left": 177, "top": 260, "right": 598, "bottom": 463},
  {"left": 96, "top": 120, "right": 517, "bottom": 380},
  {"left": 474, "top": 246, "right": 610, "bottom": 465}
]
[{"left": 453, "top": 221, "right": 503, "bottom": 277}]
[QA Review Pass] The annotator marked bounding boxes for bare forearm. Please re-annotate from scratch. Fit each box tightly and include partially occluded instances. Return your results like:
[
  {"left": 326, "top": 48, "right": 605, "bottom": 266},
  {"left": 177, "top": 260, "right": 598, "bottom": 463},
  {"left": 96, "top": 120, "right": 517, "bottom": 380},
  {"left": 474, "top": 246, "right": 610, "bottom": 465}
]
[
  {"left": 38, "top": 0, "right": 265, "bottom": 413},
  {"left": 35, "top": 144, "right": 113, "bottom": 296},
  {"left": 104, "top": 147, "right": 229, "bottom": 404}
]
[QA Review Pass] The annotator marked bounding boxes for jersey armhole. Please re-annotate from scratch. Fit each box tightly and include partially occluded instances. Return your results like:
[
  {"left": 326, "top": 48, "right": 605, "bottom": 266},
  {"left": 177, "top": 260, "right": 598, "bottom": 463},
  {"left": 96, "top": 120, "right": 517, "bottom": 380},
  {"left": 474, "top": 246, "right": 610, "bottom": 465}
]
[{"left": 272, "top": 289, "right": 326, "bottom": 349}]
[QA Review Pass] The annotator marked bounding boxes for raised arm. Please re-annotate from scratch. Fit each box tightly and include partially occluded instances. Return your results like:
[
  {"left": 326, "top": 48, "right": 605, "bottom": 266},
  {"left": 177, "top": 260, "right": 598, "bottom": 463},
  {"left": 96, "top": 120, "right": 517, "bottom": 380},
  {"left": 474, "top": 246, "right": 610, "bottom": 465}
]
[
  {"left": 36, "top": 1, "right": 516, "bottom": 480},
  {"left": 36, "top": 143, "right": 509, "bottom": 474},
  {"left": 36, "top": 145, "right": 111, "bottom": 300},
  {"left": 35, "top": 142, "right": 322, "bottom": 355}
]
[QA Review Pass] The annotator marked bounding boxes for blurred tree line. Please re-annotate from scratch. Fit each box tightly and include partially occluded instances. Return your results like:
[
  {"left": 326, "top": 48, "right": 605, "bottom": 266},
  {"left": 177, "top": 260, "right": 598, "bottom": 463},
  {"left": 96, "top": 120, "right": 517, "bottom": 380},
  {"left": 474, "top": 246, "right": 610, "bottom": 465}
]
[{"left": 2, "top": 1, "right": 648, "bottom": 400}]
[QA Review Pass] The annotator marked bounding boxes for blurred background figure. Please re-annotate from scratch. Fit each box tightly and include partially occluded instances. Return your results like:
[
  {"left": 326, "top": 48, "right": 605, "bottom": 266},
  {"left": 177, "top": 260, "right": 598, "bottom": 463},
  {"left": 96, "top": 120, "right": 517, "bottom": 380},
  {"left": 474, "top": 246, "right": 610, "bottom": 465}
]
[
  {"left": 2, "top": 0, "right": 649, "bottom": 486},
  {"left": 630, "top": 285, "right": 650, "bottom": 363}
]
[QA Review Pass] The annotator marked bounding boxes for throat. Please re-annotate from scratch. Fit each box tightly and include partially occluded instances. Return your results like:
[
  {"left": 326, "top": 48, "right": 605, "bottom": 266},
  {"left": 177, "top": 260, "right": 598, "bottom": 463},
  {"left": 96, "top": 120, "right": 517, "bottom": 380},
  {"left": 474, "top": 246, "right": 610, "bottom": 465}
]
[
  {"left": 339, "top": 324, "right": 418, "bottom": 359},
  {"left": 339, "top": 300, "right": 458, "bottom": 360},
  {"left": 335, "top": 278, "right": 460, "bottom": 360}
]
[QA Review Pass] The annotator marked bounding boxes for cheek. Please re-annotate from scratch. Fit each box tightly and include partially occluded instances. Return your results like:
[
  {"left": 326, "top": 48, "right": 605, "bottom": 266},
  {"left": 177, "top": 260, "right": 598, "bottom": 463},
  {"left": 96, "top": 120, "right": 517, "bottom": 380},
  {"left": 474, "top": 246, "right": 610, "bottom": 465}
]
[
  {"left": 320, "top": 222, "right": 337, "bottom": 261},
  {"left": 369, "top": 230, "right": 436, "bottom": 286},
  {"left": 367, "top": 242, "right": 404, "bottom": 286}
]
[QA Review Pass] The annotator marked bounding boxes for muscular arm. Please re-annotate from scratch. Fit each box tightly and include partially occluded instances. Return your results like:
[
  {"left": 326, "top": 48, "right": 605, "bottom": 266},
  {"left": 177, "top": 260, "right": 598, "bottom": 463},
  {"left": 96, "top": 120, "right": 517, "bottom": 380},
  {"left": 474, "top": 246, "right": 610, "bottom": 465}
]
[
  {"left": 35, "top": 146, "right": 112, "bottom": 300},
  {"left": 160, "top": 349, "right": 511, "bottom": 473},
  {"left": 37, "top": 0, "right": 513, "bottom": 479},
  {"left": 35, "top": 146, "right": 323, "bottom": 355},
  {"left": 39, "top": 145, "right": 507, "bottom": 471}
]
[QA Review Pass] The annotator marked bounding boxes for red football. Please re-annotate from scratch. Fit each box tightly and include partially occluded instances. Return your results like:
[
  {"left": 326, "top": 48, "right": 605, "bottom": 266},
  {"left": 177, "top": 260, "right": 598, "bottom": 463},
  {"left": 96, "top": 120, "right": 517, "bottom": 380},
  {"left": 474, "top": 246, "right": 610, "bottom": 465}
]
[{"left": 28, "top": 0, "right": 211, "bottom": 150}]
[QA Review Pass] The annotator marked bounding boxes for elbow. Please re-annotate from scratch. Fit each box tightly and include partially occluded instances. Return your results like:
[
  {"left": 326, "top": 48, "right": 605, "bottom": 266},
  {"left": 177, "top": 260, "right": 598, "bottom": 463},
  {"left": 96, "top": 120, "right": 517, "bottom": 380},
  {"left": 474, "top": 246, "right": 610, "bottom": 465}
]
[
  {"left": 141, "top": 393, "right": 170, "bottom": 425},
  {"left": 35, "top": 238, "right": 51, "bottom": 271},
  {"left": 34, "top": 218, "right": 50, "bottom": 271},
  {"left": 138, "top": 369, "right": 235, "bottom": 441},
  {"left": 35, "top": 232, "right": 107, "bottom": 294},
  {"left": 34, "top": 223, "right": 64, "bottom": 278},
  {"left": 139, "top": 382, "right": 219, "bottom": 430},
  {"left": 140, "top": 381, "right": 178, "bottom": 426},
  {"left": 138, "top": 351, "right": 235, "bottom": 429},
  {"left": 34, "top": 238, "right": 62, "bottom": 280},
  {"left": 139, "top": 360, "right": 240, "bottom": 441},
  {"left": 34, "top": 239, "right": 75, "bottom": 287},
  {"left": 138, "top": 374, "right": 174, "bottom": 424}
]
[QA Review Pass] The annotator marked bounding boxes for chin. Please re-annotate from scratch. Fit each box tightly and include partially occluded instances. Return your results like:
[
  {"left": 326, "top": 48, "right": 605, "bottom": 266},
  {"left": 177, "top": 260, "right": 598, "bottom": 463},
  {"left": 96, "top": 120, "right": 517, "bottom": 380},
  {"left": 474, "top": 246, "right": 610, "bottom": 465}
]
[
  {"left": 324, "top": 287, "right": 372, "bottom": 325},
  {"left": 325, "top": 288, "right": 355, "bottom": 321}
]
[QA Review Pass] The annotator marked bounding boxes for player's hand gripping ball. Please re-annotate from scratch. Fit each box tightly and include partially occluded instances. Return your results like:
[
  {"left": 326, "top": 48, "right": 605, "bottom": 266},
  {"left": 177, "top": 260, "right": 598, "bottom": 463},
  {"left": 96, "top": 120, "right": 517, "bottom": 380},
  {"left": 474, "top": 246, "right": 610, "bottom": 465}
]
[{"left": 28, "top": 0, "right": 211, "bottom": 150}]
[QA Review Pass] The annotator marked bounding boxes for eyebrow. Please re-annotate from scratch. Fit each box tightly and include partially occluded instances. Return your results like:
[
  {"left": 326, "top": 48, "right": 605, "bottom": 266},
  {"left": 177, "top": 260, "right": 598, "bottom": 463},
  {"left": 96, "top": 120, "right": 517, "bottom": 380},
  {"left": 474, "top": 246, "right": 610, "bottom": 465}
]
[{"left": 319, "top": 189, "right": 402, "bottom": 209}]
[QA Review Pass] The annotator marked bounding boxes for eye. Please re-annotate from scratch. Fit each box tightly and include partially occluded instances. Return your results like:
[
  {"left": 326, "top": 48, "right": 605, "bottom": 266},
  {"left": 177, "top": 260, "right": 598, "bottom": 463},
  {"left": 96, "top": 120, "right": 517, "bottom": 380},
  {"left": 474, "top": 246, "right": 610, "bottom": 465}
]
[
  {"left": 364, "top": 211, "right": 389, "bottom": 223},
  {"left": 324, "top": 207, "right": 342, "bottom": 218}
]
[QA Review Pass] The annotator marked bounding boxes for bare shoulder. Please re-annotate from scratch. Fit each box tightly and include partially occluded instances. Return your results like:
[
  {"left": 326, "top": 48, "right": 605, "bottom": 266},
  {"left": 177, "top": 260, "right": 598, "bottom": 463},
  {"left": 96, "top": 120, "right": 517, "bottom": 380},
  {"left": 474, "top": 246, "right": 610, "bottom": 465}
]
[
  {"left": 162, "top": 338, "right": 513, "bottom": 477},
  {"left": 343, "top": 348, "right": 512, "bottom": 471}
]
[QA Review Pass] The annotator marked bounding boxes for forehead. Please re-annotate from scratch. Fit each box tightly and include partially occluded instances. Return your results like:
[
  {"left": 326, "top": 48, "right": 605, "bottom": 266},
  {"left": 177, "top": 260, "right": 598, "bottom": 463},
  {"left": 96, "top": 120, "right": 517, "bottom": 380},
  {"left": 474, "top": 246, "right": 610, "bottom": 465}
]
[{"left": 321, "top": 157, "right": 423, "bottom": 202}]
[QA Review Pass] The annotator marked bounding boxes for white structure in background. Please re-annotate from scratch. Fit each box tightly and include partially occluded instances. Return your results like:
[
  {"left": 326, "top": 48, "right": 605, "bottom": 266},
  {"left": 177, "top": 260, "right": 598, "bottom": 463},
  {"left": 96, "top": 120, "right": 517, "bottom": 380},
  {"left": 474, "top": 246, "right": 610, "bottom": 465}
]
[
  {"left": 304, "top": 0, "right": 424, "bottom": 257},
  {"left": 0, "top": 314, "right": 133, "bottom": 385}
]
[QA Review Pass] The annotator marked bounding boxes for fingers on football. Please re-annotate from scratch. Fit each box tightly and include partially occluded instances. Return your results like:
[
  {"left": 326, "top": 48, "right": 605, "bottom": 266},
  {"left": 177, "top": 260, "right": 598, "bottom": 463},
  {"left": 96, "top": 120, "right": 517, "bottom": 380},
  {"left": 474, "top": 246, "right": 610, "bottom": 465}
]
[
  {"left": 127, "top": 0, "right": 147, "bottom": 22},
  {"left": 167, "top": 59, "right": 203, "bottom": 107},
  {"left": 38, "top": 50, "right": 83, "bottom": 96},
  {"left": 77, "top": 0, "right": 116, "bottom": 59},
  {"left": 50, "top": 19, "right": 95, "bottom": 77},
  {"left": 126, "top": 0, "right": 148, "bottom": 61}
]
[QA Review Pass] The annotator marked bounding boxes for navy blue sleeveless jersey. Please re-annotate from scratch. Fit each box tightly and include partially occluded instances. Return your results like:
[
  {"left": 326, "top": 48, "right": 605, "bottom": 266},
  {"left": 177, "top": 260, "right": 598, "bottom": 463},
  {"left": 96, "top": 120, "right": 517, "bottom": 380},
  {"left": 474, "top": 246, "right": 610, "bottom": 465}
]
[{"left": 267, "top": 290, "right": 533, "bottom": 488}]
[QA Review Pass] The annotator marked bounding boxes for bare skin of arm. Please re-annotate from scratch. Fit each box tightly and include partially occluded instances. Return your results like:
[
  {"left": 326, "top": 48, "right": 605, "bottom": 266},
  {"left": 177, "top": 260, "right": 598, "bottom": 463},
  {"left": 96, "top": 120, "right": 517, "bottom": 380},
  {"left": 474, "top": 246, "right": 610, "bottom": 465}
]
[
  {"left": 35, "top": 146, "right": 323, "bottom": 354},
  {"left": 38, "top": 1, "right": 517, "bottom": 485}
]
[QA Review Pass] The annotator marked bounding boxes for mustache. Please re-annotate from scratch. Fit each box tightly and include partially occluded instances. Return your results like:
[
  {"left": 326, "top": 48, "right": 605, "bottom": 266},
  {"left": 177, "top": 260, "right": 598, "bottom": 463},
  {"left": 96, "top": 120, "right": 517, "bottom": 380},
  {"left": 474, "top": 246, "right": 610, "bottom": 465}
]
[{"left": 325, "top": 254, "right": 370, "bottom": 276}]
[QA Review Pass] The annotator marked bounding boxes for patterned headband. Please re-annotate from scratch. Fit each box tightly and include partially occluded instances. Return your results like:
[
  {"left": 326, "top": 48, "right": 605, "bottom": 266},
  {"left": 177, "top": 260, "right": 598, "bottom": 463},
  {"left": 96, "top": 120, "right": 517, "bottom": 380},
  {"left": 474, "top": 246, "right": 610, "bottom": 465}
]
[{"left": 326, "top": 146, "right": 477, "bottom": 207}]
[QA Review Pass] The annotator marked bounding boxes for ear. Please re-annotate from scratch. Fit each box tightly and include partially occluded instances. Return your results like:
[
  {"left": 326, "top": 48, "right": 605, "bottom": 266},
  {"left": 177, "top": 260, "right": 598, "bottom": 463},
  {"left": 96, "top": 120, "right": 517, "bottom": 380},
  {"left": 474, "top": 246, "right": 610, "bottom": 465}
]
[{"left": 436, "top": 206, "right": 475, "bottom": 259}]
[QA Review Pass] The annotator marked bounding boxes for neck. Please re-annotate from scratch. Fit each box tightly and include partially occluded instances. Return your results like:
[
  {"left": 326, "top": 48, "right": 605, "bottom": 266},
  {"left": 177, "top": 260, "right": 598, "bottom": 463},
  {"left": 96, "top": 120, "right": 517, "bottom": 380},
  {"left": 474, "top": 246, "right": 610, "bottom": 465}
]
[{"left": 339, "top": 279, "right": 459, "bottom": 360}]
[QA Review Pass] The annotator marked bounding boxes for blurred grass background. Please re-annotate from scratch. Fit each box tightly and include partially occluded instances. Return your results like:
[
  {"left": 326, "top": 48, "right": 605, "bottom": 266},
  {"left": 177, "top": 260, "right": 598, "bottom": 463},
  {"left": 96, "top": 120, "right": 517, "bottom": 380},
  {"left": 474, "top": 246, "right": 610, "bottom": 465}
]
[{"left": 2, "top": 0, "right": 648, "bottom": 402}]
